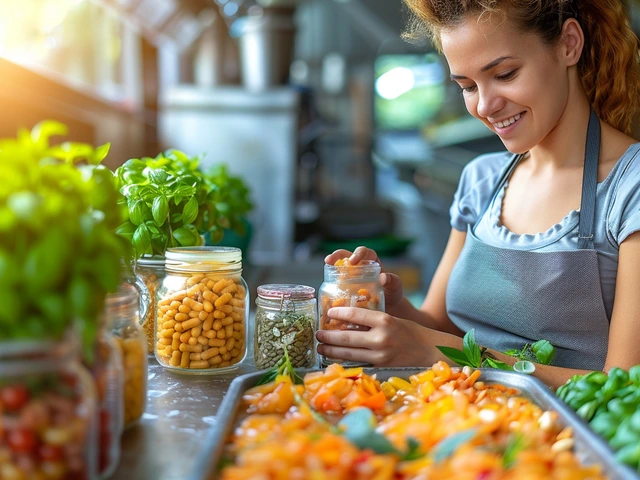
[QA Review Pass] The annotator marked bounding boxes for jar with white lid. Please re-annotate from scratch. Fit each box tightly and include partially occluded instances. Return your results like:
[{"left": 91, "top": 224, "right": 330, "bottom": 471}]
[{"left": 155, "top": 247, "right": 248, "bottom": 374}]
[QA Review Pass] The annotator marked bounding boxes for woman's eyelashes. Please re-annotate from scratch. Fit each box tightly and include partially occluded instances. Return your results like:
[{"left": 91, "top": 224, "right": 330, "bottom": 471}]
[{"left": 456, "top": 69, "right": 519, "bottom": 94}]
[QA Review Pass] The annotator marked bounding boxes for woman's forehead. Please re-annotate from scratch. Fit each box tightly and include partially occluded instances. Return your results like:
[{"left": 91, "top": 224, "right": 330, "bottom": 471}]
[{"left": 441, "top": 16, "right": 541, "bottom": 72}]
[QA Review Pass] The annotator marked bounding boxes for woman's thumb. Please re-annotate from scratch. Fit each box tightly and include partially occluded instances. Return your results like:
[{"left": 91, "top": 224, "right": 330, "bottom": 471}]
[{"left": 380, "top": 272, "right": 403, "bottom": 305}]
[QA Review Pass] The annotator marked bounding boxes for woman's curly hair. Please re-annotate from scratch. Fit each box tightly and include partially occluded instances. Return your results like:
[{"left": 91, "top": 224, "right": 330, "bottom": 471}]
[{"left": 403, "top": 0, "right": 640, "bottom": 137}]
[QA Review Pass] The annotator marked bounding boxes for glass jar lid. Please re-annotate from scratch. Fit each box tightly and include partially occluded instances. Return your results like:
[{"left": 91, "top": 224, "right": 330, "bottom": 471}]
[
  {"left": 165, "top": 246, "right": 242, "bottom": 272},
  {"left": 257, "top": 284, "right": 315, "bottom": 301}
]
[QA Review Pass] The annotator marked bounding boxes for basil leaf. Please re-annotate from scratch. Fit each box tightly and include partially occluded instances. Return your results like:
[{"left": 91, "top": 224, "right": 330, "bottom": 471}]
[
  {"left": 432, "top": 428, "right": 477, "bottom": 463},
  {"left": 130, "top": 200, "right": 151, "bottom": 226},
  {"left": 503, "top": 433, "right": 526, "bottom": 468},
  {"left": 437, "top": 346, "right": 476, "bottom": 367},
  {"left": 182, "top": 196, "right": 199, "bottom": 225},
  {"left": 463, "top": 329, "right": 482, "bottom": 367},
  {"left": 92, "top": 143, "right": 110, "bottom": 164},
  {"left": 482, "top": 358, "right": 513, "bottom": 371},
  {"left": 338, "top": 408, "right": 400, "bottom": 455},
  {"left": 531, "top": 340, "right": 556, "bottom": 365},
  {"left": 152, "top": 195, "right": 169, "bottom": 226},
  {"left": 173, "top": 224, "right": 200, "bottom": 246},
  {"left": 133, "top": 224, "right": 152, "bottom": 256}
]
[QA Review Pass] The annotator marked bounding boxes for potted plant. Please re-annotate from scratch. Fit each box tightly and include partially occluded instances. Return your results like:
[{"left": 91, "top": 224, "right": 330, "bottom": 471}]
[
  {"left": 0, "top": 120, "right": 125, "bottom": 478},
  {"left": 114, "top": 150, "right": 252, "bottom": 351},
  {"left": 202, "top": 163, "right": 254, "bottom": 257}
]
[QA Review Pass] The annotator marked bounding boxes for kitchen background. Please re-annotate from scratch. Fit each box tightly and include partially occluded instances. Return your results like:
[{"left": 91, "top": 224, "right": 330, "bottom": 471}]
[{"left": 2, "top": 0, "right": 640, "bottom": 300}]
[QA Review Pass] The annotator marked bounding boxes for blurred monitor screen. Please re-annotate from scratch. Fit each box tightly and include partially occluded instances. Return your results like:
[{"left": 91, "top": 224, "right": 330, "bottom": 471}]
[
  {"left": 373, "top": 53, "right": 495, "bottom": 148},
  {"left": 374, "top": 53, "right": 448, "bottom": 131}
]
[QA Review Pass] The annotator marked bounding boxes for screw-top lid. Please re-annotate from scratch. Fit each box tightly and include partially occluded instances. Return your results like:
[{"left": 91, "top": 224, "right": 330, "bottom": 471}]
[
  {"left": 165, "top": 246, "right": 242, "bottom": 272},
  {"left": 257, "top": 284, "right": 315, "bottom": 301}
]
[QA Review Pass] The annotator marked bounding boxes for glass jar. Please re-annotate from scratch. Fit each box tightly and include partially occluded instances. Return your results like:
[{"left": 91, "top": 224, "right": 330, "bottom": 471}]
[
  {"left": 254, "top": 284, "right": 317, "bottom": 370},
  {"left": 88, "top": 327, "right": 124, "bottom": 479},
  {"left": 105, "top": 282, "right": 148, "bottom": 429},
  {"left": 318, "top": 260, "right": 385, "bottom": 367},
  {"left": 155, "top": 247, "right": 249, "bottom": 374},
  {"left": 135, "top": 257, "right": 166, "bottom": 354},
  {"left": 0, "top": 340, "right": 98, "bottom": 479}
]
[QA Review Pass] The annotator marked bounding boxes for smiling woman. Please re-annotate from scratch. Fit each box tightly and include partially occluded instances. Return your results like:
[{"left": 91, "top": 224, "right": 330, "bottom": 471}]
[{"left": 317, "top": 0, "right": 640, "bottom": 389}]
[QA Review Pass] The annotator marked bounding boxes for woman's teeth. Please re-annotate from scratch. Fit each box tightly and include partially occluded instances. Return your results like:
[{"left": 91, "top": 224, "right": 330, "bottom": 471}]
[{"left": 495, "top": 113, "right": 522, "bottom": 128}]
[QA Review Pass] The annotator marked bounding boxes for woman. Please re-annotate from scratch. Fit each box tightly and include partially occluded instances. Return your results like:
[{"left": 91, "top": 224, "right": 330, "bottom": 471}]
[{"left": 317, "top": 0, "right": 640, "bottom": 388}]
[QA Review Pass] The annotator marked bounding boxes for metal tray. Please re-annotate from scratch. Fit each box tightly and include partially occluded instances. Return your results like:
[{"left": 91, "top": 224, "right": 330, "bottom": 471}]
[{"left": 195, "top": 368, "right": 638, "bottom": 480}]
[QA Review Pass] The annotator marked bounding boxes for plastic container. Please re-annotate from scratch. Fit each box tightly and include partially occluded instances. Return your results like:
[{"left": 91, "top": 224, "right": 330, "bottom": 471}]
[
  {"left": 135, "top": 257, "right": 166, "bottom": 354},
  {"left": 0, "top": 340, "right": 98, "bottom": 479},
  {"left": 155, "top": 247, "right": 248, "bottom": 374},
  {"left": 318, "top": 260, "right": 385, "bottom": 367},
  {"left": 254, "top": 284, "right": 317, "bottom": 370},
  {"left": 105, "top": 282, "right": 148, "bottom": 429},
  {"left": 89, "top": 328, "right": 124, "bottom": 478}
]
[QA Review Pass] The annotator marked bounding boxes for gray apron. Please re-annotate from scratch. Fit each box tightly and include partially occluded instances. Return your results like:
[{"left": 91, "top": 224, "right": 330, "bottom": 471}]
[{"left": 446, "top": 109, "right": 609, "bottom": 370}]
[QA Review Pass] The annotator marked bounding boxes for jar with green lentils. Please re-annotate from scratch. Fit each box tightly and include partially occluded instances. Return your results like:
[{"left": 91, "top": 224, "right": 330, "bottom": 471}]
[{"left": 254, "top": 284, "right": 317, "bottom": 370}]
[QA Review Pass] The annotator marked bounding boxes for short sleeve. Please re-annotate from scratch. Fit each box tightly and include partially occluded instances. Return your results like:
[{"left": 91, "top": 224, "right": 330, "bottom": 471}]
[
  {"left": 607, "top": 147, "right": 640, "bottom": 245},
  {"left": 449, "top": 152, "right": 512, "bottom": 232}
]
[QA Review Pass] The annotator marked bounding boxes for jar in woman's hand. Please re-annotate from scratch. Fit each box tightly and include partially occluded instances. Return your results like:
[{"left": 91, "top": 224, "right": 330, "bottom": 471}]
[
  {"left": 318, "top": 259, "right": 385, "bottom": 367},
  {"left": 254, "top": 284, "right": 317, "bottom": 370},
  {"left": 155, "top": 247, "right": 248, "bottom": 373}
]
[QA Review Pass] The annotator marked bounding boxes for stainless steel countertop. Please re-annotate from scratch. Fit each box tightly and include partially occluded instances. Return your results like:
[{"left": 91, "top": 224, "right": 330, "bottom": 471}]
[{"left": 112, "top": 358, "right": 259, "bottom": 480}]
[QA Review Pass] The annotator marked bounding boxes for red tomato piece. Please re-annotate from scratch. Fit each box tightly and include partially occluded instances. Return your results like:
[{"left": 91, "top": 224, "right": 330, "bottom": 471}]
[{"left": 1, "top": 385, "right": 30, "bottom": 412}]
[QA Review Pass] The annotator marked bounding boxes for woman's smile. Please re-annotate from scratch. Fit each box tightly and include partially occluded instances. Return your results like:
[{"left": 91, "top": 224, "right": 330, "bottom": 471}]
[{"left": 491, "top": 111, "right": 526, "bottom": 135}]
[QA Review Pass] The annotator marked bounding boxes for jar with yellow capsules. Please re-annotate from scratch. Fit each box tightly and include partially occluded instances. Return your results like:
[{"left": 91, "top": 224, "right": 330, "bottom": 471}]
[
  {"left": 135, "top": 256, "right": 165, "bottom": 354},
  {"left": 105, "top": 282, "right": 148, "bottom": 429},
  {"left": 155, "top": 247, "right": 248, "bottom": 374}
]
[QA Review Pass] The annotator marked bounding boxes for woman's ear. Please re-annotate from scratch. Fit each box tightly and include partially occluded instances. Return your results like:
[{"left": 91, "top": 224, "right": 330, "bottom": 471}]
[{"left": 560, "top": 18, "right": 584, "bottom": 67}]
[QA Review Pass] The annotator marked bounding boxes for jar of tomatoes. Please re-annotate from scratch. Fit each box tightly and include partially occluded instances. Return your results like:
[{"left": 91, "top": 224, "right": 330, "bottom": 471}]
[{"left": 0, "top": 340, "right": 98, "bottom": 479}]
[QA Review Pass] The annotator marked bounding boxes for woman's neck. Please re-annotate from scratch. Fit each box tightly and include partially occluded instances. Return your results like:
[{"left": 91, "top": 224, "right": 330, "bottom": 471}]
[{"left": 527, "top": 90, "right": 593, "bottom": 172}]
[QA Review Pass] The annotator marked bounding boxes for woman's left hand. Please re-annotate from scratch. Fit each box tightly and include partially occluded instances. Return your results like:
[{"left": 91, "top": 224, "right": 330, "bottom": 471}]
[{"left": 316, "top": 307, "right": 438, "bottom": 367}]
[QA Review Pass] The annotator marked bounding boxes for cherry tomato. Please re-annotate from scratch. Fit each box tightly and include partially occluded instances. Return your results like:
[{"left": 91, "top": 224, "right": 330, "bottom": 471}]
[
  {"left": 0, "top": 385, "right": 30, "bottom": 412},
  {"left": 39, "top": 444, "right": 65, "bottom": 462},
  {"left": 7, "top": 428, "right": 38, "bottom": 454}
]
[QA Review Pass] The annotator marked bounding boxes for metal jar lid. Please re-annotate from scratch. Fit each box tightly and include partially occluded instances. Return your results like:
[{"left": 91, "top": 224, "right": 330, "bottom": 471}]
[{"left": 257, "top": 284, "right": 315, "bottom": 301}]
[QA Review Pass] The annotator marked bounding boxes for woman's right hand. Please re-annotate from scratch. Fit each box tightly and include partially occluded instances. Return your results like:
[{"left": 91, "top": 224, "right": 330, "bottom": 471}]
[{"left": 324, "top": 246, "right": 404, "bottom": 309}]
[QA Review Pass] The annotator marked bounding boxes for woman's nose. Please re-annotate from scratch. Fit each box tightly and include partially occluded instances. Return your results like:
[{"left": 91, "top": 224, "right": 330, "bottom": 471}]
[{"left": 476, "top": 86, "right": 502, "bottom": 119}]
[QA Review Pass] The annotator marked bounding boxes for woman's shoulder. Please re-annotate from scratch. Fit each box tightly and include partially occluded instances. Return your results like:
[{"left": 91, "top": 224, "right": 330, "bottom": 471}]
[
  {"left": 450, "top": 151, "right": 513, "bottom": 231},
  {"left": 605, "top": 141, "right": 640, "bottom": 246},
  {"left": 458, "top": 150, "right": 513, "bottom": 192}
]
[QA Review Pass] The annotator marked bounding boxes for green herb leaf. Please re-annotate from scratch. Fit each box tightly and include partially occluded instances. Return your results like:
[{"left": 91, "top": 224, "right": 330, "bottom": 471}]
[
  {"left": 503, "top": 433, "right": 527, "bottom": 469},
  {"left": 482, "top": 358, "right": 514, "bottom": 371},
  {"left": 402, "top": 437, "right": 423, "bottom": 461},
  {"left": 338, "top": 408, "right": 401, "bottom": 455},
  {"left": 152, "top": 195, "right": 169, "bottom": 226},
  {"left": 432, "top": 428, "right": 477, "bottom": 463},
  {"left": 173, "top": 224, "right": 200, "bottom": 247},
  {"left": 437, "top": 346, "right": 476, "bottom": 367},
  {"left": 182, "top": 196, "right": 199, "bottom": 225},
  {"left": 463, "top": 330, "right": 482, "bottom": 367},
  {"left": 133, "top": 224, "right": 152, "bottom": 256},
  {"left": 531, "top": 340, "right": 556, "bottom": 365},
  {"left": 130, "top": 200, "right": 151, "bottom": 226}
]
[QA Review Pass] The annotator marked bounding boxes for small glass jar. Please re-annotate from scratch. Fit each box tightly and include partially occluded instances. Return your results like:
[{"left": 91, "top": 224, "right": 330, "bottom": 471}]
[
  {"left": 318, "top": 260, "right": 385, "bottom": 367},
  {"left": 254, "top": 284, "right": 317, "bottom": 370},
  {"left": 155, "top": 247, "right": 249, "bottom": 374},
  {"left": 88, "top": 327, "right": 124, "bottom": 479},
  {"left": 105, "top": 282, "right": 148, "bottom": 429},
  {"left": 135, "top": 257, "right": 166, "bottom": 354},
  {"left": 0, "top": 340, "right": 98, "bottom": 479}
]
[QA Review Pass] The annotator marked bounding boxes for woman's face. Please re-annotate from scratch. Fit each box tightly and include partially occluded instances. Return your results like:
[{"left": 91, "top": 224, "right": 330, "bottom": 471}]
[{"left": 441, "top": 14, "right": 570, "bottom": 154}]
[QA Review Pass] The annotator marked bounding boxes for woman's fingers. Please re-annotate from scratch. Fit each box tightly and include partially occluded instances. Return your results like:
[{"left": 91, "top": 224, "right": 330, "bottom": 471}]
[
  {"left": 316, "top": 344, "right": 381, "bottom": 364},
  {"left": 325, "top": 307, "right": 387, "bottom": 329},
  {"left": 379, "top": 272, "right": 403, "bottom": 306},
  {"left": 324, "top": 249, "right": 354, "bottom": 265},
  {"left": 349, "top": 246, "right": 380, "bottom": 265}
]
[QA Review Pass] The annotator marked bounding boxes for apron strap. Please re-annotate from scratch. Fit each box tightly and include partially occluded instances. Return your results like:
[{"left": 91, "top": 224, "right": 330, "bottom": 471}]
[{"left": 577, "top": 108, "right": 601, "bottom": 249}]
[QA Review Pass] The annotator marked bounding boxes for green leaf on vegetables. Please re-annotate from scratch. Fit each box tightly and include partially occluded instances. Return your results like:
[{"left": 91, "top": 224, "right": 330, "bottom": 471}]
[
  {"left": 338, "top": 408, "right": 400, "bottom": 455},
  {"left": 432, "top": 428, "right": 478, "bottom": 463},
  {"left": 503, "top": 433, "right": 527, "bottom": 469}
]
